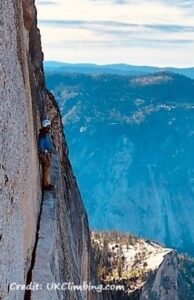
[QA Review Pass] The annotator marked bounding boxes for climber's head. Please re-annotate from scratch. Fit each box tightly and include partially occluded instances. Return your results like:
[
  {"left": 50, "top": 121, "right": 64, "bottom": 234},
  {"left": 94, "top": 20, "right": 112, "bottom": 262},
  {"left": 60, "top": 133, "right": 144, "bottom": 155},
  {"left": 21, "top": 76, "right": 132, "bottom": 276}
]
[{"left": 41, "top": 119, "right": 51, "bottom": 132}]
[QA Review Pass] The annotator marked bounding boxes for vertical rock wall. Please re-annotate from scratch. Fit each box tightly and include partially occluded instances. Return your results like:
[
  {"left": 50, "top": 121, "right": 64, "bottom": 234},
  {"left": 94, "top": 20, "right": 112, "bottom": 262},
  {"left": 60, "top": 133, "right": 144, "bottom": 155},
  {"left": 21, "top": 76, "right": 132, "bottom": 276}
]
[
  {"left": 0, "top": 1, "right": 102, "bottom": 299},
  {"left": 140, "top": 252, "right": 179, "bottom": 300},
  {"left": 0, "top": 0, "right": 41, "bottom": 298}
]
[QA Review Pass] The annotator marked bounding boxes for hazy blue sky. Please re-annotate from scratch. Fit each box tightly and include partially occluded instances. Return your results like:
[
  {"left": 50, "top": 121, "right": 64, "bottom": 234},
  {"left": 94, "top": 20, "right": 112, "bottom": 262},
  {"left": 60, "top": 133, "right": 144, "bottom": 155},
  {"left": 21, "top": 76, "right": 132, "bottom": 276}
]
[{"left": 36, "top": 0, "right": 194, "bottom": 67}]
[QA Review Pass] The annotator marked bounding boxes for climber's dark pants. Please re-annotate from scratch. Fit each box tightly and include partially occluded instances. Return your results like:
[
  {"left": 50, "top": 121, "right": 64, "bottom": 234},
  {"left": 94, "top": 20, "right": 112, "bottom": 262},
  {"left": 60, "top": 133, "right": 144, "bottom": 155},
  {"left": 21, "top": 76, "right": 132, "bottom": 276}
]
[{"left": 39, "top": 152, "right": 51, "bottom": 187}]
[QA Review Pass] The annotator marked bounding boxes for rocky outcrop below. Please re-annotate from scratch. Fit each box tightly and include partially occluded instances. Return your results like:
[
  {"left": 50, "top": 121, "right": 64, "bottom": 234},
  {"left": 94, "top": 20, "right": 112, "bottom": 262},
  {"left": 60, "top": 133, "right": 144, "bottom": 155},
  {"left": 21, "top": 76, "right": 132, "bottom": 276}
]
[
  {"left": 139, "top": 251, "right": 194, "bottom": 300},
  {"left": 92, "top": 232, "right": 194, "bottom": 300},
  {"left": 0, "top": 1, "right": 101, "bottom": 299}
]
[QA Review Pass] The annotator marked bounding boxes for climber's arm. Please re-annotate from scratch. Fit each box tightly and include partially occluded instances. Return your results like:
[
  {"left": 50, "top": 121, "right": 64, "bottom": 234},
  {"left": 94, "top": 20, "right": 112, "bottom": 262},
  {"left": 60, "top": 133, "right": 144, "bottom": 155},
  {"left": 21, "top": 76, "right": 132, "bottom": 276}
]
[
  {"left": 45, "top": 136, "right": 57, "bottom": 154},
  {"left": 38, "top": 137, "right": 46, "bottom": 153}
]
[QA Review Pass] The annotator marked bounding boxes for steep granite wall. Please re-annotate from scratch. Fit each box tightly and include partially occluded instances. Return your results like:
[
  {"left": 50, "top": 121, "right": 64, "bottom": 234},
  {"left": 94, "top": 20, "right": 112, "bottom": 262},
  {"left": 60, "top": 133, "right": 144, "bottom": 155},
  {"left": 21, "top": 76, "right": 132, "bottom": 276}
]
[
  {"left": 140, "top": 252, "right": 179, "bottom": 300},
  {"left": 0, "top": 0, "right": 41, "bottom": 298},
  {"left": 0, "top": 1, "right": 102, "bottom": 299}
]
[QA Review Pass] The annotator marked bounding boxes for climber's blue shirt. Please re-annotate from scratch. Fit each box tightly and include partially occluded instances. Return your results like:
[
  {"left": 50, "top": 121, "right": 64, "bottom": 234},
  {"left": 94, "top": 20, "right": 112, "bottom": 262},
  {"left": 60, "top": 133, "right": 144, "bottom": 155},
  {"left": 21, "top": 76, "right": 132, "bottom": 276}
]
[{"left": 38, "top": 133, "right": 55, "bottom": 153}]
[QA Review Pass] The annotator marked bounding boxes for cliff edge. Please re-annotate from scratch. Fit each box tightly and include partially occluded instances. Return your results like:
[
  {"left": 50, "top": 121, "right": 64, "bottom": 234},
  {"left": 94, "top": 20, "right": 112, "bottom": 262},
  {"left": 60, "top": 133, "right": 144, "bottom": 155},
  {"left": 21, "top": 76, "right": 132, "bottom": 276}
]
[{"left": 0, "top": 1, "right": 101, "bottom": 299}]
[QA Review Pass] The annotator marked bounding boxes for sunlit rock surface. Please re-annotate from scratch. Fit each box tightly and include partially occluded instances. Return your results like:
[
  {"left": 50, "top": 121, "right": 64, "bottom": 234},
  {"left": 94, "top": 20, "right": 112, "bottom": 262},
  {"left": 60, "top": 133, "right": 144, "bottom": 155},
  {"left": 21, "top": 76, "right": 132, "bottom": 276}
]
[{"left": 0, "top": 1, "right": 101, "bottom": 299}]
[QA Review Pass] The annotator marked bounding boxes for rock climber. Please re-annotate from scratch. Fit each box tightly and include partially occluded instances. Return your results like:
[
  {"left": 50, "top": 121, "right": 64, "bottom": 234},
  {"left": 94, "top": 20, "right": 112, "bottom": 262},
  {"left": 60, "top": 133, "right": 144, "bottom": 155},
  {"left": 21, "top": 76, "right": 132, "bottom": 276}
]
[{"left": 38, "top": 119, "right": 56, "bottom": 191}]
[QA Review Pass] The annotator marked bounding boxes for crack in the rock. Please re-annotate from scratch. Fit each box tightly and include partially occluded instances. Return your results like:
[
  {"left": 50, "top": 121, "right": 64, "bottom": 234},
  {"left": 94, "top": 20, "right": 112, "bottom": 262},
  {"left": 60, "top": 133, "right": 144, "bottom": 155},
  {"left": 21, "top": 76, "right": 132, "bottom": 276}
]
[{"left": 24, "top": 191, "right": 44, "bottom": 300}]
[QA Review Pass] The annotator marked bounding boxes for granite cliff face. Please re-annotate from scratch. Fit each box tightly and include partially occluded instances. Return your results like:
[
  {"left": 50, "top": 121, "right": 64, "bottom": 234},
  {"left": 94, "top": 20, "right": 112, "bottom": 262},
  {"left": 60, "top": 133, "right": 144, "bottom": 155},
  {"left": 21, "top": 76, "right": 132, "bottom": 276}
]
[{"left": 0, "top": 1, "right": 101, "bottom": 299}]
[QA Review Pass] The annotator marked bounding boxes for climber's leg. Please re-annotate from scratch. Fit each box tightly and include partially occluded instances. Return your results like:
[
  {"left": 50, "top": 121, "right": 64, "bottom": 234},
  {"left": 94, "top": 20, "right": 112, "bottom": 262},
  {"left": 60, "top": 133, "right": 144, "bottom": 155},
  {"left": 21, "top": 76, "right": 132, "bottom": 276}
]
[
  {"left": 42, "top": 153, "right": 52, "bottom": 188},
  {"left": 43, "top": 163, "right": 51, "bottom": 187},
  {"left": 40, "top": 153, "right": 54, "bottom": 190}
]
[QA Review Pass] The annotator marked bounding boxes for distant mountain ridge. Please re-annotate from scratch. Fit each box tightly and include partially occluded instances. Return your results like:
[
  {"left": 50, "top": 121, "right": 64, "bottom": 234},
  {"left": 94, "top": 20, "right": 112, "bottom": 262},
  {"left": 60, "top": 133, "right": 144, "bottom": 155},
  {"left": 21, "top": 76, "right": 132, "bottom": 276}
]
[{"left": 44, "top": 61, "right": 194, "bottom": 79}]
